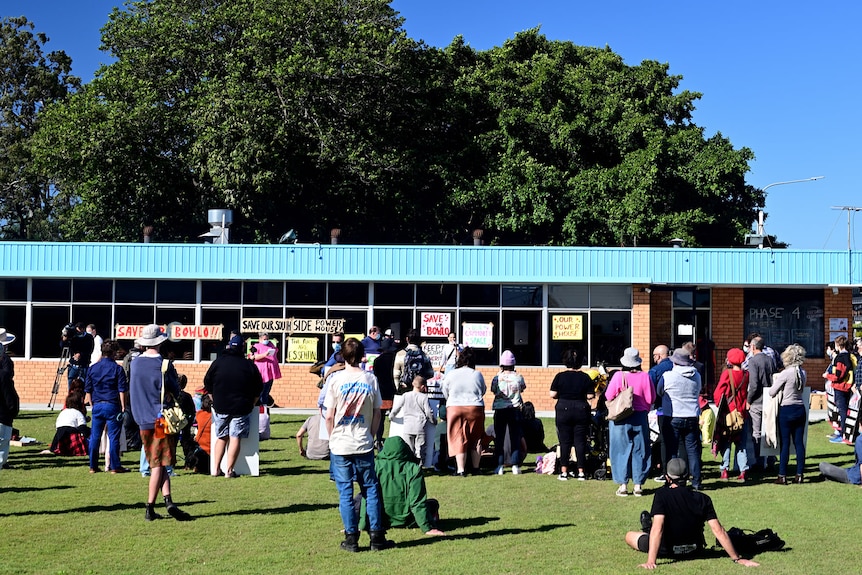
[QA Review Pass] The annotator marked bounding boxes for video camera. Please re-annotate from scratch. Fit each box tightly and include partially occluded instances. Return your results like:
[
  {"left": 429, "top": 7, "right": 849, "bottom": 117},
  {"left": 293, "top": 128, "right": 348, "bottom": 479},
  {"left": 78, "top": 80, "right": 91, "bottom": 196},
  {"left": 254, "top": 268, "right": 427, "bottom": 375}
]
[{"left": 61, "top": 323, "right": 76, "bottom": 345}]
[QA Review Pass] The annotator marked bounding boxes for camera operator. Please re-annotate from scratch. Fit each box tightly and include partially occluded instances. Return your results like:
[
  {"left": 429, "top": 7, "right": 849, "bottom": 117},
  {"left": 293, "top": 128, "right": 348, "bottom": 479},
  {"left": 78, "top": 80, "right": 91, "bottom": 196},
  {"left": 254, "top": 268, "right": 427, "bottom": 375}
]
[{"left": 63, "top": 322, "right": 94, "bottom": 389}]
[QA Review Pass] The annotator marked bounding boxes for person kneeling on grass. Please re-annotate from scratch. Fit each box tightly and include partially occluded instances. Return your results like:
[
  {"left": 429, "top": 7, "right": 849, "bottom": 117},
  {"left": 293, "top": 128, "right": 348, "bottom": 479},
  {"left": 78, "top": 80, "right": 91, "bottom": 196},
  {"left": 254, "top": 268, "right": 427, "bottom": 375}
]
[
  {"left": 358, "top": 436, "right": 445, "bottom": 537},
  {"left": 819, "top": 421, "right": 862, "bottom": 486},
  {"left": 625, "top": 458, "right": 758, "bottom": 569}
]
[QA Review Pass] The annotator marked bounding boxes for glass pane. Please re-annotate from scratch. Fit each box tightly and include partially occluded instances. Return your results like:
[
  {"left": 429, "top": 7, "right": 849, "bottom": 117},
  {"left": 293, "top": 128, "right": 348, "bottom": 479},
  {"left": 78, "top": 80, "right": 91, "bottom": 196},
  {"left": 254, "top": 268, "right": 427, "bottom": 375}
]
[
  {"left": 373, "top": 283, "right": 414, "bottom": 306},
  {"left": 502, "top": 285, "right": 543, "bottom": 307},
  {"left": 243, "top": 307, "right": 285, "bottom": 319},
  {"left": 201, "top": 308, "right": 242, "bottom": 359},
  {"left": 32, "top": 306, "right": 71, "bottom": 357},
  {"left": 673, "top": 290, "right": 693, "bottom": 308},
  {"left": 32, "top": 279, "right": 71, "bottom": 302},
  {"left": 286, "top": 282, "right": 326, "bottom": 305},
  {"left": 590, "top": 285, "right": 631, "bottom": 309},
  {"left": 0, "top": 279, "right": 26, "bottom": 301},
  {"left": 547, "top": 312, "right": 588, "bottom": 367},
  {"left": 114, "top": 306, "right": 156, "bottom": 339},
  {"left": 328, "top": 283, "right": 369, "bottom": 306},
  {"left": 459, "top": 310, "right": 499, "bottom": 366},
  {"left": 501, "top": 310, "right": 542, "bottom": 366},
  {"left": 373, "top": 309, "right": 418, "bottom": 344},
  {"left": 157, "top": 281, "right": 196, "bottom": 304},
  {"left": 244, "top": 282, "right": 284, "bottom": 305},
  {"left": 72, "top": 306, "right": 112, "bottom": 344},
  {"left": 460, "top": 284, "right": 500, "bottom": 307},
  {"left": 202, "top": 281, "right": 241, "bottom": 304},
  {"left": 548, "top": 285, "right": 588, "bottom": 308},
  {"left": 73, "top": 279, "right": 112, "bottom": 302},
  {"left": 416, "top": 283, "right": 456, "bottom": 306},
  {"left": 694, "top": 289, "right": 711, "bottom": 308},
  {"left": 156, "top": 307, "right": 196, "bottom": 360},
  {"left": 592, "top": 311, "right": 632, "bottom": 367},
  {"left": 116, "top": 280, "right": 155, "bottom": 303},
  {"left": 331, "top": 309, "right": 368, "bottom": 340},
  {"left": 0, "top": 306, "right": 25, "bottom": 356}
]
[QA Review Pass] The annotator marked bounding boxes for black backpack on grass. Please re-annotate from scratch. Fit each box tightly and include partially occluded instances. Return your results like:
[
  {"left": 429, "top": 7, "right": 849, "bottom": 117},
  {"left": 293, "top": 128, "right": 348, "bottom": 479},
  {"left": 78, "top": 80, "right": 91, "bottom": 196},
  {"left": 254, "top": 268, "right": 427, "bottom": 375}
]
[{"left": 723, "top": 527, "right": 785, "bottom": 556}]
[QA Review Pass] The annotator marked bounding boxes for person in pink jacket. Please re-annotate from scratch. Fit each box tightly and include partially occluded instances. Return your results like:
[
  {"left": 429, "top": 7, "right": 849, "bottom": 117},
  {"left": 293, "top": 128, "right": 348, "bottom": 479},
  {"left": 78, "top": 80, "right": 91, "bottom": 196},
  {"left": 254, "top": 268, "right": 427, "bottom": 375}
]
[
  {"left": 250, "top": 332, "right": 282, "bottom": 407},
  {"left": 604, "top": 347, "right": 656, "bottom": 497}
]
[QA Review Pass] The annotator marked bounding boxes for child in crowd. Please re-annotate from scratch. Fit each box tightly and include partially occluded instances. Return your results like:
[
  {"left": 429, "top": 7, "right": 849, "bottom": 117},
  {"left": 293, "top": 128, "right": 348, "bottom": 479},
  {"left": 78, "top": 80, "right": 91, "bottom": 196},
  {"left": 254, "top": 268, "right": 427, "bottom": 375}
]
[
  {"left": 390, "top": 376, "right": 436, "bottom": 461},
  {"left": 42, "top": 393, "right": 90, "bottom": 456}
]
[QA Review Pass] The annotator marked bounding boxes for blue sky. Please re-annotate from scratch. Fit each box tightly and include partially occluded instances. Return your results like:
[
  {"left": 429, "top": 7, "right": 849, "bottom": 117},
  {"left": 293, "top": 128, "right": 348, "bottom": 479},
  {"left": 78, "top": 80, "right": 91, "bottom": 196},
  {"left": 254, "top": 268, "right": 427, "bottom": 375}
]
[{"left": 5, "top": 1, "right": 859, "bottom": 250}]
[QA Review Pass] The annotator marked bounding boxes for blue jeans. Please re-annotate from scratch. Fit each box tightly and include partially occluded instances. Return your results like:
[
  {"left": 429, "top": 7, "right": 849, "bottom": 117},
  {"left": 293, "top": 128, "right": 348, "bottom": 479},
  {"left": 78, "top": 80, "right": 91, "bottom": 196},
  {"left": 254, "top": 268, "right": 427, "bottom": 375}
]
[
  {"left": 330, "top": 451, "right": 383, "bottom": 533},
  {"left": 609, "top": 411, "right": 651, "bottom": 485},
  {"left": 0, "top": 423, "right": 12, "bottom": 472},
  {"left": 719, "top": 417, "right": 750, "bottom": 473},
  {"left": 664, "top": 417, "right": 702, "bottom": 487},
  {"left": 67, "top": 364, "right": 88, "bottom": 388},
  {"left": 89, "top": 402, "right": 122, "bottom": 471},
  {"left": 834, "top": 388, "right": 851, "bottom": 434},
  {"left": 778, "top": 404, "right": 806, "bottom": 477}
]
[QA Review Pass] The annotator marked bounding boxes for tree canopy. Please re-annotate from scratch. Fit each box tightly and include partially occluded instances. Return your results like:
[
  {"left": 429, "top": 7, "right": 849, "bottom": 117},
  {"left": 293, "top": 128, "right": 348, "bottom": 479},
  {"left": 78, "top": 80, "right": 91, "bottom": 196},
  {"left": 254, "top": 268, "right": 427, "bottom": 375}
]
[
  {"left": 24, "top": 1, "right": 762, "bottom": 246},
  {"left": 0, "top": 16, "right": 79, "bottom": 239}
]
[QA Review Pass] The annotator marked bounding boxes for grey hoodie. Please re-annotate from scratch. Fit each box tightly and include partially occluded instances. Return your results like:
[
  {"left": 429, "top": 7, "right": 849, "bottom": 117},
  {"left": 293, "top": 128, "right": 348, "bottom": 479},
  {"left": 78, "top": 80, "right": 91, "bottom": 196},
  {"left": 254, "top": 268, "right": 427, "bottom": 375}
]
[{"left": 658, "top": 365, "right": 702, "bottom": 418}]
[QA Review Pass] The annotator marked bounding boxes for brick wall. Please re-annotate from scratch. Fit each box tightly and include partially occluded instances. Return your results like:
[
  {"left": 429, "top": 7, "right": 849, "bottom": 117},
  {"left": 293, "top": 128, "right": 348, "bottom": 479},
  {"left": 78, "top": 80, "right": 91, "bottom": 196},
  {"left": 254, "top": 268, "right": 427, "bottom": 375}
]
[{"left": 13, "top": 287, "right": 851, "bottom": 407}]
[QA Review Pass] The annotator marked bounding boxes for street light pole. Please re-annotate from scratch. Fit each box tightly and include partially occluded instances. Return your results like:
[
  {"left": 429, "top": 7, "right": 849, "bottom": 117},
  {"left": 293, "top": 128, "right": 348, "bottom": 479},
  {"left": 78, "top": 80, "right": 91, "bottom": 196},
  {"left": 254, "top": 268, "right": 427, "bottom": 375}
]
[{"left": 756, "top": 176, "right": 825, "bottom": 248}]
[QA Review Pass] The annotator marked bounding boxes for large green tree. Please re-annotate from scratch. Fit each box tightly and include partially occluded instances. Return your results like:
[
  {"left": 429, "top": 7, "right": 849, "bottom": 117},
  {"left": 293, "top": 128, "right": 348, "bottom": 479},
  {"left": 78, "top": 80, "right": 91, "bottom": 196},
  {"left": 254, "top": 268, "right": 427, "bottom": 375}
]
[
  {"left": 0, "top": 16, "right": 79, "bottom": 239},
  {"left": 444, "top": 30, "right": 761, "bottom": 247},
  {"left": 33, "top": 4, "right": 760, "bottom": 247}
]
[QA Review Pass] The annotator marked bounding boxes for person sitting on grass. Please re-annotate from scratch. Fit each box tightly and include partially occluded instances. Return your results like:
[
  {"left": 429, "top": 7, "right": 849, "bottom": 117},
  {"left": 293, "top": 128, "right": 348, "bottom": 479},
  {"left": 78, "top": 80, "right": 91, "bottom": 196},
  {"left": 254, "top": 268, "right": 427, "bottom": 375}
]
[
  {"left": 359, "top": 436, "right": 445, "bottom": 537},
  {"left": 625, "top": 458, "right": 759, "bottom": 569},
  {"left": 42, "top": 393, "right": 91, "bottom": 456},
  {"left": 820, "top": 420, "right": 862, "bottom": 486}
]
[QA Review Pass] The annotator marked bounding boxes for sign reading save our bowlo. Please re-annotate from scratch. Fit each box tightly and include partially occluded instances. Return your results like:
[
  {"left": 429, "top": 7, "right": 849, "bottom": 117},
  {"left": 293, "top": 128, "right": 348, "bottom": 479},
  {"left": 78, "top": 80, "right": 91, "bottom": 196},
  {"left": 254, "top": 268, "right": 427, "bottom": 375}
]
[
  {"left": 115, "top": 324, "right": 224, "bottom": 340},
  {"left": 240, "top": 317, "right": 346, "bottom": 335}
]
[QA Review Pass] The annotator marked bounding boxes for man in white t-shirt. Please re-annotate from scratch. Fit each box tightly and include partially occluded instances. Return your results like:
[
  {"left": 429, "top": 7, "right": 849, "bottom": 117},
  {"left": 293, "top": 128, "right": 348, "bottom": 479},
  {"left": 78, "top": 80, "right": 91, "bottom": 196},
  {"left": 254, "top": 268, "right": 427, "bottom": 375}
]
[{"left": 324, "top": 338, "right": 393, "bottom": 553}]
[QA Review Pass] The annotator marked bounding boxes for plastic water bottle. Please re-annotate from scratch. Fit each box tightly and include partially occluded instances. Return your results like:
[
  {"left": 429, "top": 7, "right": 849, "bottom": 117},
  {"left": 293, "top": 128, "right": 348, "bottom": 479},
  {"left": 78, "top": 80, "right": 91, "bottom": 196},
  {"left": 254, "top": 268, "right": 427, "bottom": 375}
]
[{"left": 535, "top": 455, "right": 543, "bottom": 474}]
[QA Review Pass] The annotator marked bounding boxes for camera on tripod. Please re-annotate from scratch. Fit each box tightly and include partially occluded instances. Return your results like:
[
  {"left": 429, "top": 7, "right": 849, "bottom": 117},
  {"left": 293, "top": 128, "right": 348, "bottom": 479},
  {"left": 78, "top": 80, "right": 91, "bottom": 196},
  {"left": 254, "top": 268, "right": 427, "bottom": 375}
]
[{"left": 61, "top": 323, "right": 76, "bottom": 345}]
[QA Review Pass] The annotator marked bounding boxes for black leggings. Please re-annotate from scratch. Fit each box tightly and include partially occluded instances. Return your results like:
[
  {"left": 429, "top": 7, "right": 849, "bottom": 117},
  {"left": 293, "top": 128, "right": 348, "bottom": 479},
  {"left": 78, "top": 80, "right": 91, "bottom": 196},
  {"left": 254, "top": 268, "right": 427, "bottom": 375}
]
[{"left": 555, "top": 399, "right": 591, "bottom": 470}]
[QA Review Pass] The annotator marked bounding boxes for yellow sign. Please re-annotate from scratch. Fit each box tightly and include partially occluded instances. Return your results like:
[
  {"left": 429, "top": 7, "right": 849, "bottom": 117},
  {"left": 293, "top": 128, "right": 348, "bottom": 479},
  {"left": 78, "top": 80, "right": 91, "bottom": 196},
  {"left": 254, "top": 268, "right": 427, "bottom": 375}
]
[
  {"left": 287, "top": 337, "right": 318, "bottom": 363},
  {"left": 552, "top": 315, "right": 583, "bottom": 340}
]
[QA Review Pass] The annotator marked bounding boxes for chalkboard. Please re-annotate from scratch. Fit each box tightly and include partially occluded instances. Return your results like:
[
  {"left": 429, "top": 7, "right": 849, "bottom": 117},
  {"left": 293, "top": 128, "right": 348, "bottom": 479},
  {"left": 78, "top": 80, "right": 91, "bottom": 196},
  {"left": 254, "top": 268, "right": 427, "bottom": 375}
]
[{"left": 744, "top": 289, "right": 824, "bottom": 358}]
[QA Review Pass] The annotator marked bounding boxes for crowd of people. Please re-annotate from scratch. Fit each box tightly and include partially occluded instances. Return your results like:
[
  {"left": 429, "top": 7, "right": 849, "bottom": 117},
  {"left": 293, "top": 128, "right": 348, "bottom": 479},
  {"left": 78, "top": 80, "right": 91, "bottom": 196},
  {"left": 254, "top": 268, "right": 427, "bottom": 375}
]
[{"left": 4, "top": 319, "right": 862, "bottom": 566}]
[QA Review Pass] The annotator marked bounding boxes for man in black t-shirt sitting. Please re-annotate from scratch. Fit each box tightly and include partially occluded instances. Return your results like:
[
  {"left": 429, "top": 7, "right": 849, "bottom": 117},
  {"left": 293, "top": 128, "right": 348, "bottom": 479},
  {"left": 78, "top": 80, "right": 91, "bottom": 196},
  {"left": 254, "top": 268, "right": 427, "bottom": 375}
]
[{"left": 625, "top": 458, "right": 759, "bottom": 569}]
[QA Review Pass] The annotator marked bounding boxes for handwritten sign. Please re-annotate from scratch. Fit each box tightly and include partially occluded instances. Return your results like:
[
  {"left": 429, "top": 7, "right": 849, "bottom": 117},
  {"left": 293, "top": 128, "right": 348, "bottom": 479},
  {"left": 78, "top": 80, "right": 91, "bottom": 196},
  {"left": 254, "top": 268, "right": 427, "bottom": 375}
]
[
  {"left": 115, "top": 324, "right": 167, "bottom": 340},
  {"left": 462, "top": 322, "right": 493, "bottom": 349},
  {"left": 240, "top": 317, "right": 345, "bottom": 335},
  {"left": 423, "top": 343, "right": 447, "bottom": 368},
  {"left": 169, "top": 325, "right": 223, "bottom": 340},
  {"left": 420, "top": 312, "right": 452, "bottom": 338},
  {"left": 287, "top": 337, "right": 318, "bottom": 363},
  {"left": 552, "top": 315, "right": 583, "bottom": 340}
]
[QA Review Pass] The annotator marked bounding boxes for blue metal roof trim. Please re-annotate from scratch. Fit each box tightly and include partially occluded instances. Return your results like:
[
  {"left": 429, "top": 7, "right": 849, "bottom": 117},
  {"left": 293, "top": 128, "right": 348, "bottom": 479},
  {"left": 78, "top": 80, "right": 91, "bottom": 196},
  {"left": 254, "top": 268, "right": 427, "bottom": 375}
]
[{"left": 0, "top": 242, "right": 858, "bottom": 285}]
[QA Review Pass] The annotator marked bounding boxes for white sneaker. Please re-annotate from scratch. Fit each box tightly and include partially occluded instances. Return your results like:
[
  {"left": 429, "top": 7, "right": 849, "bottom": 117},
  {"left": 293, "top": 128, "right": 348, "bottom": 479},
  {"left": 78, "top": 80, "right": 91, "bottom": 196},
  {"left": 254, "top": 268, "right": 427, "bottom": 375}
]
[
  {"left": 577, "top": 472, "right": 586, "bottom": 481},
  {"left": 558, "top": 473, "right": 568, "bottom": 481},
  {"left": 512, "top": 466, "right": 521, "bottom": 475},
  {"left": 494, "top": 465, "right": 504, "bottom": 475},
  {"left": 616, "top": 484, "right": 629, "bottom": 497}
]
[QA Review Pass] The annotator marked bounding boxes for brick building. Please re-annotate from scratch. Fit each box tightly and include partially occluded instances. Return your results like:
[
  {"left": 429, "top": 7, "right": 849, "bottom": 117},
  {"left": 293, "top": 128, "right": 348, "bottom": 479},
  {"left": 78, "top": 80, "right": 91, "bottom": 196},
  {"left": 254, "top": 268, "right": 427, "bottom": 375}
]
[{"left": 0, "top": 242, "right": 855, "bottom": 411}]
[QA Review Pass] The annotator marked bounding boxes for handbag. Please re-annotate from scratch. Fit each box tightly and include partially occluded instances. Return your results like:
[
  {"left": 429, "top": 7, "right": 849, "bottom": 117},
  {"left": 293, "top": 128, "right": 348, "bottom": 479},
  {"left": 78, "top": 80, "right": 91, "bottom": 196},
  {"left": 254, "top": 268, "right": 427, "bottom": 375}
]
[
  {"left": 159, "top": 359, "right": 188, "bottom": 435},
  {"left": 724, "top": 370, "right": 745, "bottom": 432},
  {"left": 606, "top": 374, "right": 634, "bottom": 422}
]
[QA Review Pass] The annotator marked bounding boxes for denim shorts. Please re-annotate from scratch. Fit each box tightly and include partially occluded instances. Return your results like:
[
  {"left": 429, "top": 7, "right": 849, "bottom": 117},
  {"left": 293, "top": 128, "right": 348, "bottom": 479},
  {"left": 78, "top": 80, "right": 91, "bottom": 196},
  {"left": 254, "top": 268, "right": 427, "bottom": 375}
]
[{"left": 212, "top": 410, "right": 251, "bottom": 439}]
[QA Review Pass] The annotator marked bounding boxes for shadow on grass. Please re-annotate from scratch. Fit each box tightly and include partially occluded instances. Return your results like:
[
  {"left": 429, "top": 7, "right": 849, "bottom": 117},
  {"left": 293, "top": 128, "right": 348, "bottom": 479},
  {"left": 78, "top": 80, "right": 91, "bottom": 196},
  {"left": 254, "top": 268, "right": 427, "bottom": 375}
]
[
  {"left": 392, "top": 521, "right": 571, "bottom": 549},
  {"left": 264, "top": 466, "right": 330, "bottom": 477},
  {"left": 194, "top": 502, "right": 338, "bottom": 518},
  {"left": 0, "top": 485, "right": 75, "bottom": 495}
]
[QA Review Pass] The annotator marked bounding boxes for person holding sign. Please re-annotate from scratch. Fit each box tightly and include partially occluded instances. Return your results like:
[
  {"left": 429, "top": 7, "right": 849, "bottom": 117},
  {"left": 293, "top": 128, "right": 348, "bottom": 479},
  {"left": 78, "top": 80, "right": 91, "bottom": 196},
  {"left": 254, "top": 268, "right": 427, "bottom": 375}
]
[{"left": 250, "top": 331, "right": 281, "bottom": 407}]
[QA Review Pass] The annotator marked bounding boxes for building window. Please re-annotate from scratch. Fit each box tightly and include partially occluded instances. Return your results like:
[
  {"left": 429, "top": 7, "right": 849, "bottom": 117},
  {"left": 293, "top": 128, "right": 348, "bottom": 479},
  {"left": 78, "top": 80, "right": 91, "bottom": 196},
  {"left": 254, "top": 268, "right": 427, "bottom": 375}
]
[
  {"left": 374, "top": 283, "right": 414, "bottom": 307},
  {"left": 590, "top": 285, "right": 632, "bottom": 308},
  {"left": 116, "top": 280, "right": 155, "bottom": 303},
  {"left": 501, "top": 310, "right": 541, "bottom": 366},
  {"left": 459, "top": 310, "right": 499, "bottom": 366},
  {"left": 286, "top": 282, "right": 325, "bottom": 305},
  {"left": 32, "top": 306, "right": 70, "bottom": 358},
  {"left": 329, "top": 283, "right": 369, "bottom": 306},
  {"left": 591, "top": 311, "right": 631, "bottom": 367},
  {"left": 0, "top": 279, "right": 26, "bottom": 301},
  {"left": 32, "top": 279, "right": 71, "bottom": 302},
  {"left": 548, "top": 285, "right": 588, "bottom": 308},
  {"left": 157, "top": 281, "right": 196, "bottom": 305},
  {"left": 0, "top": 306, "right": 25, "bottom": 356},
  {"left": 202, "top": 281, "right": 241, "bottom": 304},
  {"left": 72, "top": 280, "right": 113, "bottom": 303},
  {"left": 244, "top": 282, "right": 284, "bottom": 305},
  {"left": 547, "top": 312, "right": 588, "bottom": 367},
  {"left": 502, "top": 285, "right": 543, "bottom": 307},
  {"left": 416, "top": 283, "right": 456, "bottom": 307},
  {"left": 460, "top": 284, "right": 500, "bottom": 307}
]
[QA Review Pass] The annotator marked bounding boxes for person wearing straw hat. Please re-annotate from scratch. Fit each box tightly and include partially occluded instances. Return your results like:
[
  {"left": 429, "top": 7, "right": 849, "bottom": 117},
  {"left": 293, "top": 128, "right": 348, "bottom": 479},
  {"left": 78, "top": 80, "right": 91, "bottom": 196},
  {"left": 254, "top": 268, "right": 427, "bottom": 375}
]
[
  {"left": 129, "top": 324, "right": 191, "bottom": 521},
  {"left": 605, "top": 347, "right": 656, "bottom": 497},
  {"left": 0, "top": 328, "right": 19, "bottom": 476}
]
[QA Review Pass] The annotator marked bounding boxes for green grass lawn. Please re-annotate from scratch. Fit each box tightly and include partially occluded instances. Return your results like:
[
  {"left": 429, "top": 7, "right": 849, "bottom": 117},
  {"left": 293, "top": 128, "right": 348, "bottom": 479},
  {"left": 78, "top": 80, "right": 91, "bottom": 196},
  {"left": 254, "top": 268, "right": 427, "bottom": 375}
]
[{"left": 1, "top": 412, "right": 853, "bottom": 574}]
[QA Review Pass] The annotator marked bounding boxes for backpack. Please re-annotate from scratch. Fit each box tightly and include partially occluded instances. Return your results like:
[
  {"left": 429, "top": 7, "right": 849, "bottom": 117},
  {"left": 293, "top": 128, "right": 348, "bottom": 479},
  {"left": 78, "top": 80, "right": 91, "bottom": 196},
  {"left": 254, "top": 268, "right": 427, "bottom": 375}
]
[
  {"left": 723, "top": 527, "right": 785, "bottom": 556},
  {"left": 397, "top": 347, "right": 431, "bottom": 394}
]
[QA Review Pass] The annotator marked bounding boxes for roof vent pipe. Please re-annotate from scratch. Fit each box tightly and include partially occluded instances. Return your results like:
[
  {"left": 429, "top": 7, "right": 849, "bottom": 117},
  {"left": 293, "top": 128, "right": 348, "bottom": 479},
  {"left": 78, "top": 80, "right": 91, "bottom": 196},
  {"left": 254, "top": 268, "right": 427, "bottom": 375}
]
[
  {"left": 142, "top": 225, "right": 153, "bottom": 243},
  {"left": 472, "top": 229, "right": 484, "bottom": 246},
  {"left": 330, "top": 228, "right": 341, "bottom": 245},
  {"left": 200, "top": 209, "right": 233, "bottom": 244}
]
